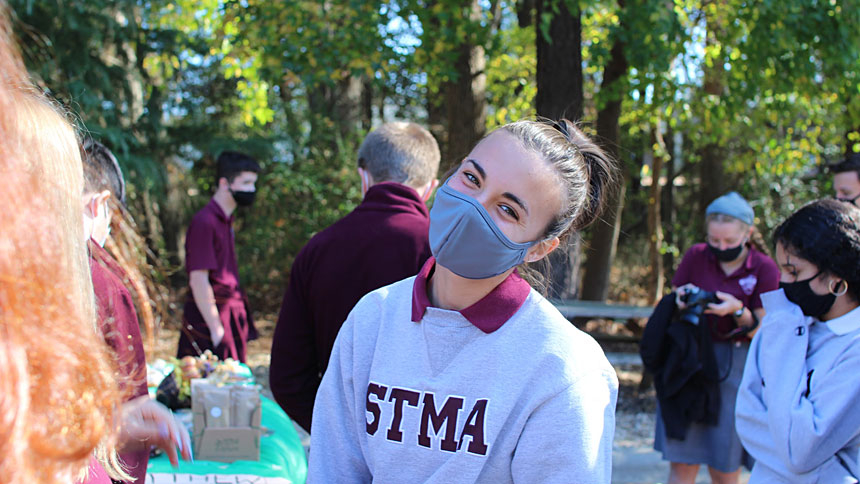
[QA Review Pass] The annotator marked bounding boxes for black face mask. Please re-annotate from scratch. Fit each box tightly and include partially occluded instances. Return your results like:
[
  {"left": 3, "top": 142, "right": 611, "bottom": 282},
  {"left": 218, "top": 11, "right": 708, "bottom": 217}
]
[
  {"left": 708, "top": 242, "right": 744, "bottom": 262},
  {"left": 837, "top": 193, "right": 860, "bottom": 206},
  {"left": 780, "top": 271, "right": 836, "bottom": 318},
  {"left": 230, "top": 189, "right": 257, "bottom": 207}
]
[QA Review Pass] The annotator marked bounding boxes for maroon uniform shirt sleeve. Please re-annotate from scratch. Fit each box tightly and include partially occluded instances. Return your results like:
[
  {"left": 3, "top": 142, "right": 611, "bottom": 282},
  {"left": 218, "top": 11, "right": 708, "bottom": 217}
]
[
  {"left": 80, "top": 458, "right": 112, "bottom": 484},
  {"left": 270, "top": 249, "right": 319, "bottom": 432},
  {"left": 89, "top": 243, "right": 149, "bottom": 484},
  {"left": 185, "top": 214, "right": 219, "bottom": 273}
]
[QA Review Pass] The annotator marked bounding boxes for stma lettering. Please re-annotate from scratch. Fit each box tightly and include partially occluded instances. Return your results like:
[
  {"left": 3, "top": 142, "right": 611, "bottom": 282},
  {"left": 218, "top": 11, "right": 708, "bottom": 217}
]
[{"left": 366, "top": 382, "right": 489, "bottom": 455}]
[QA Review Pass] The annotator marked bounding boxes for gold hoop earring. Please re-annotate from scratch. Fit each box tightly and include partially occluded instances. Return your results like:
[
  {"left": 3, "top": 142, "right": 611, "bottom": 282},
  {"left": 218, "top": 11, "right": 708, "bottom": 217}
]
[{"left": 829, "top": 279, "right": 849, "bottom": 297}]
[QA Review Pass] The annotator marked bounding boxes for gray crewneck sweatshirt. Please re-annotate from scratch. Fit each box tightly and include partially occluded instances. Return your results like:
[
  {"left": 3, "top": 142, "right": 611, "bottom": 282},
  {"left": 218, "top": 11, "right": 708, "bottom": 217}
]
[
  {"left": 307, "top": 276, "right": 618, "bottom": 483},
  {"left": 736, "top": 288, "right": 860, "bottom": 483}
]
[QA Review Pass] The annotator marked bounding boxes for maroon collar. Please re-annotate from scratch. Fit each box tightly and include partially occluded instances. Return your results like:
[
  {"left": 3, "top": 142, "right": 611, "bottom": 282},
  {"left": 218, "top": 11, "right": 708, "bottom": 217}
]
[
  {"left": 411, "top": 257, "right": 531, "bottom": 333},
  {"left": 206, "top": 198, "right": 233, "bottom": 224},
  {"left": 88, "top": 238, "right": 127, "bottom": 281}
]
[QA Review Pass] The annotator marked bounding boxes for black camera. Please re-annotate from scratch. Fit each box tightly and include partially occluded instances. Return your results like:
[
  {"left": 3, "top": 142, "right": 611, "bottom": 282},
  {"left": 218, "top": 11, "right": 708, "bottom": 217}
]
[{"left": 678, "top": 287, "right": 720, "bottom": 326}]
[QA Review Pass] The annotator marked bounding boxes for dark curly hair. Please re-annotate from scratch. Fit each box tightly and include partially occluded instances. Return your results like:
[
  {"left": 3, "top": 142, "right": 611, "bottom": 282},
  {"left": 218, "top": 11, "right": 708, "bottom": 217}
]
[{"left": 774, "top": 199, "right": 860, "bottom": 302}]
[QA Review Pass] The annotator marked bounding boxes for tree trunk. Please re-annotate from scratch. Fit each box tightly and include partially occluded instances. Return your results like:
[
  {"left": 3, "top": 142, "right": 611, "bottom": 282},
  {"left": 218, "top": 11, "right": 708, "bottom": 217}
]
[
  {"left": 517, "top": 0, "right": 535, "bottom": 28},
  {"left": 697, "top": 1, "right": 728, "bottom": 224},
  {"left": 421, "top": 8, "right": 448, "bottom": 164},
  {"left": 307, "top": 75, "right": 364, "bottom": 155},
  {"left": 534, "top": 0, "right": 583, "bottom": 299},
  {"left": 698, "top": 143, "right": 726, "bottom": 222},
  {"left": 444, "top": 0, "right": 487, "bottom": 165},
  {"left": 361, "top": 77, "right": 373, "bottom": 131},
  {"left": 662, "top": 129, "right": 678, "bottom": 275},
  {"left": 535, "top": 0, "right": 583, "bottom": 121},
  {"left": 427, "top": 94, "right": 448, "bottom": 165},
  {"left": 334, "top": 75, "right": 364, "bottom": 140},
  {"left": 580, "top": 7, "right": 628, "bottom": 302},
  {"left": 648, "top": 124, "right": 668, "bottom": 303}
]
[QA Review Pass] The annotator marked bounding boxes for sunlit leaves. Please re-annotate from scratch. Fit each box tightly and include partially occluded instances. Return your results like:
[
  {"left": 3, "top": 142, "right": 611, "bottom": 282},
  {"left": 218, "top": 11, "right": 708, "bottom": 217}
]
[{"left": 486, "top": 24, "right": 536, "bottom": 128}]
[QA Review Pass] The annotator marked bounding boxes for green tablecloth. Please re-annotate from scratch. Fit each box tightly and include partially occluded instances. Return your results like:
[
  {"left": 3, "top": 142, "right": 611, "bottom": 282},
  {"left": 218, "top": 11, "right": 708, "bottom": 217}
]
[{"left": 147, "top": 397, "right": 307, "bottom": 484}]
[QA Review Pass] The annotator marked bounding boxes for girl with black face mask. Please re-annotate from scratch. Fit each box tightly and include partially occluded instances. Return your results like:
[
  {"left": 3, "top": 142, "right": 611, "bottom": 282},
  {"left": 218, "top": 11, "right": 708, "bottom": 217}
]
[
  {"left": 655, "top": 192, "right": 780, "bottom": 484},
  {"left": 736, "top": 199, "right": 860, "bottom": 483}
]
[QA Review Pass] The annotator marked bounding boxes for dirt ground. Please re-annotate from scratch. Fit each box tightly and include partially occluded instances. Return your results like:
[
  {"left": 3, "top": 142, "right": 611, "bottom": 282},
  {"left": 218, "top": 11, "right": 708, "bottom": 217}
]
[{"left": 150, "top": 319, "right": 749, "bottom": 484}]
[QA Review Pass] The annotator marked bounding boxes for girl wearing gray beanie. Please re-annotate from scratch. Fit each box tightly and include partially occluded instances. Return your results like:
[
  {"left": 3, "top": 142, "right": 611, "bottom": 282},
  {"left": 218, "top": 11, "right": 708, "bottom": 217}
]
[{"left": 654, "top": 191, "right": 779, "bottom": 484}]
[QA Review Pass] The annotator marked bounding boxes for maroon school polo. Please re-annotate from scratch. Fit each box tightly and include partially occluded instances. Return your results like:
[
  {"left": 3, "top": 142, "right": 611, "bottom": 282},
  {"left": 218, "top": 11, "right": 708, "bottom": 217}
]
[
  {"left": 89, "top": 240, "right": 148, "bottom": 484},
  {"left": 178, "top": 199, "right": 256, "bottom": 362},
  {"left": 80, "top": 458, "right": 111, "bottom": 484},
  {"left": 411, "top": 257, "right": 532, "bottom": 333},
  {"left": 672, "top": 243, "right": 779, "bottom": 341},
  {"left": 270, "top": 182, "right": 432, "bottom": 431}
]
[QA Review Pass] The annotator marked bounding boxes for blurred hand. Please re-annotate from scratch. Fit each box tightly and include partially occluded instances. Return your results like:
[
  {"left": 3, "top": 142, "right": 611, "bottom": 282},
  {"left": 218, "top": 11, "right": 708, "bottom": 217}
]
[
  {"left": 704, "top": 290, "right": 743, "bottom": 317},
  {"left": 210, "top": 324, "right": 225, "bottom": 348},
  {"left": 674, "top": 283, "right": 700, "bottom": 309},
  {"left": 119, "top": 396, "right": 193, "bottom": 466}
]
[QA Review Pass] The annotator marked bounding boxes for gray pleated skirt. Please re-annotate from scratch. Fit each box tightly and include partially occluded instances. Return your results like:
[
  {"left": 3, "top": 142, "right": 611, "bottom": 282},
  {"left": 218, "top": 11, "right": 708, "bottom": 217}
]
[{"left": 654, "top": 340, "right": 754, "bottom": 473}]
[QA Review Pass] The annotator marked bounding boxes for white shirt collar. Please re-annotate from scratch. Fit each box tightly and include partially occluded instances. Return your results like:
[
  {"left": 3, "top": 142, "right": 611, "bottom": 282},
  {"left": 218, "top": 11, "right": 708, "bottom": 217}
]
[{"left": 823, "top": 304, "right": 860, "bottom": 335}]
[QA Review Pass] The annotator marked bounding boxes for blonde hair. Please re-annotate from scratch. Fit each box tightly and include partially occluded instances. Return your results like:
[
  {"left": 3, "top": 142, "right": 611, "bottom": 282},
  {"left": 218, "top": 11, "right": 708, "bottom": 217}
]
[{"left": 0, "top": 10, "right": 126, "bottom": 481}]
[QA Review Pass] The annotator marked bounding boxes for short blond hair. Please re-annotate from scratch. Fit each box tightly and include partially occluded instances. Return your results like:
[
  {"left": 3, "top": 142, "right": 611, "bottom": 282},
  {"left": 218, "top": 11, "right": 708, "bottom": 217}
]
[{"left": 357, "top": 121, "right": 440, "bottom": 189}]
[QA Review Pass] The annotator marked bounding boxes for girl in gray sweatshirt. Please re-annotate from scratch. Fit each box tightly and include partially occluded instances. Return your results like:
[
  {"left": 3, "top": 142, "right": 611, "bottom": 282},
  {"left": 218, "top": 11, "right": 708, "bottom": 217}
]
[
  {"left": 736, "top": 199, "right": 860, "bottom": 483},
  {"left": 307, "top": 119, "right": 619, "bottom": 483}
]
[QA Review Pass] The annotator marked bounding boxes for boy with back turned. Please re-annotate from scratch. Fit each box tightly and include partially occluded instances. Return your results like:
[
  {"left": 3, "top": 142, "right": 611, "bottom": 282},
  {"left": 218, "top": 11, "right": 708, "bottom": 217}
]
[{"left": 270, "top": 122, "right": 441, "bottom": 431}]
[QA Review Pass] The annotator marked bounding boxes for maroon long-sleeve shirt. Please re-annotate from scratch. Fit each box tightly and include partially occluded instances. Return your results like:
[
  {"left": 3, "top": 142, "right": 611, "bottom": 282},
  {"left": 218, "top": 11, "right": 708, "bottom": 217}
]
[
  {"left": 89, "top": 240, "right": 148, "bottom": 484},
  {"left": 270, "top": 182, "right": 432, "bottom": 431}
]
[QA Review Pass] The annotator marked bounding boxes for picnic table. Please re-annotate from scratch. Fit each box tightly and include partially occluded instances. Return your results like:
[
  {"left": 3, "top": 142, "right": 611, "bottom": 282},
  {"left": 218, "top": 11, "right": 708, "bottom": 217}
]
[
  {"left": 551, "top": 299, "right": 654, "bottom": 343},
  {"left": 145, "top": 361, "right": 308, "bottom": 484},
  {"left": 146, "top": 397, "right": 307, "bottom": 484}
]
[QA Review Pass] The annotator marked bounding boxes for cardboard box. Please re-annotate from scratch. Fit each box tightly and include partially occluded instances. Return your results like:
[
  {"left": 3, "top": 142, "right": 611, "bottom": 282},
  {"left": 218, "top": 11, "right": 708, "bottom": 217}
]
[
  {"left": 191, "top": 379, "right": 262, "bottom": 462},
  {"left": 194, "top": 426, "right": 261, "bottom": 462}
]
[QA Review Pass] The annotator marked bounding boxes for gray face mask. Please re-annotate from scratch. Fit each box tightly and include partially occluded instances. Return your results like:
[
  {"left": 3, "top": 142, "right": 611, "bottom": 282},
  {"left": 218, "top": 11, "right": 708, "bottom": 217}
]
[{"left": 429, "top": 180, "right": 536, "bottom": 279}]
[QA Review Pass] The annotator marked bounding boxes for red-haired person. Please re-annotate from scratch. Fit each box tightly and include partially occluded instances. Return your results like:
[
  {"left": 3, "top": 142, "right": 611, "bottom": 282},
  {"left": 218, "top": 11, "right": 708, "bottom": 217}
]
[{"left": 0, "top": 9, "right": 190, "bottom": 483}]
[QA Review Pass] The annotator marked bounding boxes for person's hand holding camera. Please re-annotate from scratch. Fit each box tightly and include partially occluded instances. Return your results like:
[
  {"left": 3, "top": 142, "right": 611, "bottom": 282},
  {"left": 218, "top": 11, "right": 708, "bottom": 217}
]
[
  {"left": 704, "top": 291, "right": 743, "bottom": 317},
  {"left": 674, "top": 283, "right": 700, "bottom": 309}
]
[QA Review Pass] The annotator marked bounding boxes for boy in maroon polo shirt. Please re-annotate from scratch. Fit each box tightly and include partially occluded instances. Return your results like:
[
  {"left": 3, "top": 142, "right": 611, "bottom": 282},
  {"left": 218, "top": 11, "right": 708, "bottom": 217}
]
[
  {"left": 81, "top": 139, "right": 153, "bottom": 484},
  {"left": 177, "top": 151, "right": 260, "bottom": 363},
  {"left": 270, "top": 121, "right": 440, "bottom": 431}
]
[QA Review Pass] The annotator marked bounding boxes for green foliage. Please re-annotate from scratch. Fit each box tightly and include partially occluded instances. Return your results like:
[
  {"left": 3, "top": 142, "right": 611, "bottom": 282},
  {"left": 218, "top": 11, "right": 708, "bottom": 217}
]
[
  {"left": 235, "top": 149, "right": 362, "bottom": 310},
  {"left": 405, "top": 0, "right": 495, "bottom": 90},
  {"left": 486, "top": 22, "right": 536, "bottom": 128},
  {"left": 11, "top": 0, "right": 860, "bottom": 312}
]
